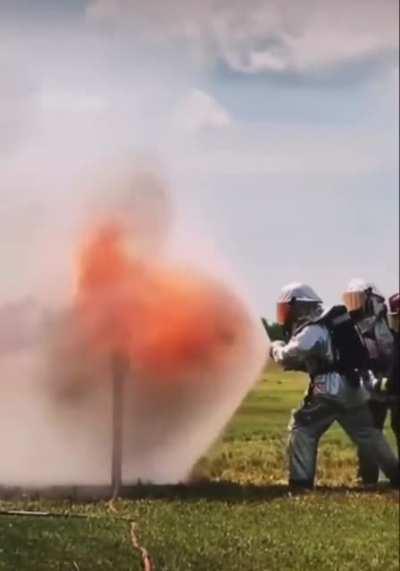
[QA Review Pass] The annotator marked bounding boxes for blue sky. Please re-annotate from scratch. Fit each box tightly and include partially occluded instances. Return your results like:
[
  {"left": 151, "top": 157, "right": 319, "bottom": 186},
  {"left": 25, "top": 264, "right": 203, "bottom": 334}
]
[{"left": 0, "top": 0, "right": 398, "bottom": 319}]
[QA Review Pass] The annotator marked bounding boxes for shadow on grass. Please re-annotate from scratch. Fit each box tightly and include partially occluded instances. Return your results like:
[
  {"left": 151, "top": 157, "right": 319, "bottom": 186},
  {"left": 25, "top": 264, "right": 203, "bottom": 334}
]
[
  {"left": 121, "top": 480, "right": 398, "bottom": 503},
  {"left": 1, "top": 481, "right": 396, "bottom": 505},
  {"left": 0, "top": 482, "right": 287, "bottom": 504},
  {"left": 123, "top": 481, "right": 288, "bottom": 503}
]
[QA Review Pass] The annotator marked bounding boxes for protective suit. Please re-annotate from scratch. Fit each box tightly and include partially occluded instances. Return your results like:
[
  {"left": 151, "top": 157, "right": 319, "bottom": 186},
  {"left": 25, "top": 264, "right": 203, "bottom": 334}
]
[
  {"left": 271, "top": 282, "right": 399, "bottom": 490},
  {"left": 387, "top": 293, "right": 400, "bottom": 460},
  {"left": 343, "top": 279, "right": 396, "bottom": 484},
  {"left": 343, "top": 278, "right": 393, "bottom": 374}
]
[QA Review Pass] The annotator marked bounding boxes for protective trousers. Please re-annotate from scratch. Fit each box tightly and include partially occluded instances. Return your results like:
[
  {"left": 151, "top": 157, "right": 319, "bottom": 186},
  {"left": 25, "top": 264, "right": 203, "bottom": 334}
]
[
  {"left": 288, "top": 397, "right": 399, "bottom": 489},
  {"left": 357, "top": 399, "right": 400, "bottom": 484},
  {"left": 392, "top": 402, "right": 400, "bottom": 460}
]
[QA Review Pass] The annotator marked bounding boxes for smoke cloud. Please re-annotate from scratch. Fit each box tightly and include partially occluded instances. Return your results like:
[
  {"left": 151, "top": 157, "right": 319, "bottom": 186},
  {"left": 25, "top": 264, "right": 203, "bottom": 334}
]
[
  {"left": 0, "top": 163, "right": 267, "bottom": 487},
  {"left": 86, "top": 0, "right": 398, "bottom": 75}
]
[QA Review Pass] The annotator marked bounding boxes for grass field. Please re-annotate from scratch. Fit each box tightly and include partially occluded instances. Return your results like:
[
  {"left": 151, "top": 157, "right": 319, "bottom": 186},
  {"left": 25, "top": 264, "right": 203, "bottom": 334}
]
[{"left": 1, "top": 365, "right": 399, "bottom": 570}]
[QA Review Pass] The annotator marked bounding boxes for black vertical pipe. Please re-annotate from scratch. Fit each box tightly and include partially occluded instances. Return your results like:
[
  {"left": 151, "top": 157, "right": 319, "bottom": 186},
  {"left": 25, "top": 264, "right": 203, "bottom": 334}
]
[{"left": 111, "top": 354, "right": 124, "bottom": 500}]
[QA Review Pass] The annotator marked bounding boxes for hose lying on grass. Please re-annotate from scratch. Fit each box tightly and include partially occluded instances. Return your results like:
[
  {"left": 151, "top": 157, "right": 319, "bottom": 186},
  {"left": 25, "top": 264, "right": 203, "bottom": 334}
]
[
  {"left": 0, "top": 509, "right": 155, "bottom": 570},
  {"left": 131, "top": 522, "right": 155, "bottom": 571}
]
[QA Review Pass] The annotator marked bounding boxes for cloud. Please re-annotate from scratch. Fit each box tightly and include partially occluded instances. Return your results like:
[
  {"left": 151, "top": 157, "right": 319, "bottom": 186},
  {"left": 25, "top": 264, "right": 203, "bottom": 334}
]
[
  {"left": 172, "top": 89, "right": 231, "bottom": 133},
  {"left": 86, "top": 0, "right": 398, "bottom": 76}
]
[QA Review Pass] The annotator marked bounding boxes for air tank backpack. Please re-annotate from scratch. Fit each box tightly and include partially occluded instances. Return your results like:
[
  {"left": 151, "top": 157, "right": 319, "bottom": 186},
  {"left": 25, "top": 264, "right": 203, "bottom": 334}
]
[{"left": 315, "top": 305, "right": 369, "bottom": 387}]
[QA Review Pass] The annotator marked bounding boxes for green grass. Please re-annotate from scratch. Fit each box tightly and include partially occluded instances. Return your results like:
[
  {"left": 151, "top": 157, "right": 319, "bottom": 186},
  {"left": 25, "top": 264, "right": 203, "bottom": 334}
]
[
  {"left": 225, "top": 366, "right": 307, "bottom": 440},
  {"left": 0, "top": 514, "right": 134, "bottom": 570},
  {"left": 1, "top": 364, "right": 399, "bottom": 570}
]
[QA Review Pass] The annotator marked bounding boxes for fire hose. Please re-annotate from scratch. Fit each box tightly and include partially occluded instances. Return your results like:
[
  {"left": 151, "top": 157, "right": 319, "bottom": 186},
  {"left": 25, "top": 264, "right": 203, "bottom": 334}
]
[{"left": 0, "top": 509, "right": 155, "bottom": 571}]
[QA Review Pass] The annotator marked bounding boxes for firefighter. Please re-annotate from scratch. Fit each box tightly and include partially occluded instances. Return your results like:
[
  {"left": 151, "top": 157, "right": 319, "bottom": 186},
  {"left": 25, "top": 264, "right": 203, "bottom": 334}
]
[
  {"left": 270, "top": 282, "right": 399, "bottom": 491},
  {"left": 387, "top": 293, "right": 400, "bottom": 459},
  {"left": 342, "top": 279, "right": 395, "bottom": 484}
]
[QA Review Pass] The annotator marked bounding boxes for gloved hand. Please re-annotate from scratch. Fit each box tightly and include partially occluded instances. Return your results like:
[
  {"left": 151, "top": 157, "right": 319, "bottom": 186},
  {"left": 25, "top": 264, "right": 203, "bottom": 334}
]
[
  {"left": 380, "top": 377, "right": 389, "bottom": 392},
  {"left": 270, "top": 340, "right": 285, "bottom": 361},
  {"left": 363, "top": 371, "right": 388, "bottom": 395}
]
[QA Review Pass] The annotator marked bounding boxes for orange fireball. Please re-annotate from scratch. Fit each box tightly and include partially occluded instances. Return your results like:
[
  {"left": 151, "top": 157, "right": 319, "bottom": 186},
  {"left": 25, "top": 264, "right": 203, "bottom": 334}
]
[{"left": 76, "top": 222, "right": 248, "bottom": 382}]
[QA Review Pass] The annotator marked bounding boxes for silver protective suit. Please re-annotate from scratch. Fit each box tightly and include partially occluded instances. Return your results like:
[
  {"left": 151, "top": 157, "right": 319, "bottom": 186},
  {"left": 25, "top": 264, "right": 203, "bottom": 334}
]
[
  {"left": 344, "top": 281, "right": 397, "bottom": 484},
  {"left": 272, "top": 307, "right": 368, "bottom": 408},
  {"left": 344, "top": 279, "right": 393, "bottom": 373},
  {"left": 355, "top": 296, "right": 394, "bottom": 373}
]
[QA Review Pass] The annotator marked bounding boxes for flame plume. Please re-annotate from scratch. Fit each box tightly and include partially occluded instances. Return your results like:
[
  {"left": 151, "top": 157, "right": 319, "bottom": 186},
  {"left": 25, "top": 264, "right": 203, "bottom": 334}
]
[{"left": 76, "top": 221, "right": 251, "bottom": 385}]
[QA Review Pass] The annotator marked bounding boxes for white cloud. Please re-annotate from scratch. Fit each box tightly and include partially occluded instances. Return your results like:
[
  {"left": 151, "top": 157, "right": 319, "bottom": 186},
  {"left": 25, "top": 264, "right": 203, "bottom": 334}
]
[
  {"left": 86, "top": 0, "right": 398, "bottom": 74},
  {"left": 172, "top": 89, "right": 231, "bottom": 133}
]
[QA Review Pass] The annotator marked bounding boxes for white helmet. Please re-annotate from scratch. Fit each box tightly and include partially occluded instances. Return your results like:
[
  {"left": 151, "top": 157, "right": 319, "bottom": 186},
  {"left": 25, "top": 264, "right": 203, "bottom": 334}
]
[
  {"left": 277, "top": 282, "right": 322, "bottom": 325},
  {"left": 277, "top": 282, "right": 322, "bottom": 304},
  {"left": 345, "top": 278, "right": 383, "bottom": 298},
  {"left": 343, "top": 278, "right": 384, "bottom": 313}
]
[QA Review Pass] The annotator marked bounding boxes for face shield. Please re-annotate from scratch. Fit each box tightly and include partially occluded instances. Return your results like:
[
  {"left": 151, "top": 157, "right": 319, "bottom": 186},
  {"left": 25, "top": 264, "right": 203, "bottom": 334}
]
[
  {"left": 277, "top": 301, "right": 293, "bottom": 326},
  {"left": 276, "top": 283, "right": 323, "bottom": 333},
  {"left": 342, "top": 291, "right": 366, "bottom": 313}
]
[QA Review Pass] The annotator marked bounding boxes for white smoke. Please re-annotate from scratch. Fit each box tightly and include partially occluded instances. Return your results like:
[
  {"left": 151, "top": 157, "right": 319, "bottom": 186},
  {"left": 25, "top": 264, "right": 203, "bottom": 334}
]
[
  {"left": 0, "top": 55, "right": 36, "bottom": 154},
  {"left": 0, "top": 163, "right": 268, "bottom": 487}
]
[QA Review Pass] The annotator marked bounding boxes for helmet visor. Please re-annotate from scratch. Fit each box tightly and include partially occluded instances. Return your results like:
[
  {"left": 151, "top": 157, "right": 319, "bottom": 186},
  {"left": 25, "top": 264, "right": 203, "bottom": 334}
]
[
  {"left": 277, "top": 302, "right": 292, "bottom": 326},
  {"left": 342, "top": 291, "right": 366, "bottom": 312}
]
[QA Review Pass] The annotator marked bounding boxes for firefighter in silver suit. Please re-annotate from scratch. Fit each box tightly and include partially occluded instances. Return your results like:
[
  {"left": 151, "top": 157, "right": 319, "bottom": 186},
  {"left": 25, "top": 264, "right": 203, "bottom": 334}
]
[
  {"left": 270, "top": 282, "right": 399, "bottom": 491},
  {"left": 387, "top": 293, "right": 400, "bottom": 460},
  {"left": 343, "top": 279, "right": 396, "bottom": 485}
]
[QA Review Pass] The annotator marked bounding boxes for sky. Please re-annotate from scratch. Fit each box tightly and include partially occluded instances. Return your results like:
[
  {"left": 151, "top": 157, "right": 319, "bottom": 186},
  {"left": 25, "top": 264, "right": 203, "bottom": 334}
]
[{"left": 0, "top": 0, "right": 398, "bottom": 319}]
